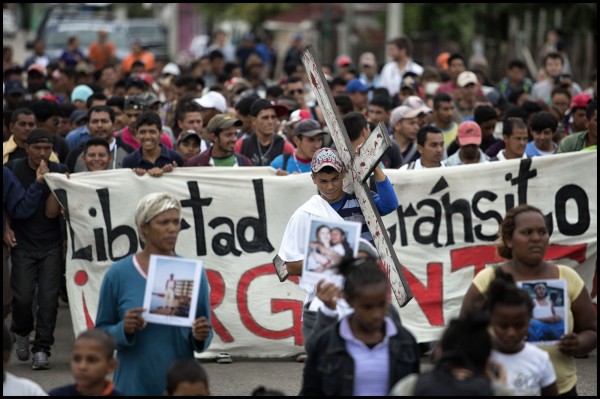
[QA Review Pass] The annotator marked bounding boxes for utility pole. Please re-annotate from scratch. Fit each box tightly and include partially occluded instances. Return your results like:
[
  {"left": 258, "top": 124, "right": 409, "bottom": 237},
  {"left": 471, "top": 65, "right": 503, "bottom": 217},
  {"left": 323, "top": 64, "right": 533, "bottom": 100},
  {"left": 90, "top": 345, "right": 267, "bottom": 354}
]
[{"left": 386, "top": 3, "right": 404, "bottom": 61}]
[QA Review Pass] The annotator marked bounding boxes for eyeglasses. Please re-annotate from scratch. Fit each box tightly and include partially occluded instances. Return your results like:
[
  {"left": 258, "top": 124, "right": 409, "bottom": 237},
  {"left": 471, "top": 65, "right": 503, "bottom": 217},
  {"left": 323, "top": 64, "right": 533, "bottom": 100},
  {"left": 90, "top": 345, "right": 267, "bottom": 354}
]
[{"left": 289, "top": 89, "right": 304, "bottom": 95}]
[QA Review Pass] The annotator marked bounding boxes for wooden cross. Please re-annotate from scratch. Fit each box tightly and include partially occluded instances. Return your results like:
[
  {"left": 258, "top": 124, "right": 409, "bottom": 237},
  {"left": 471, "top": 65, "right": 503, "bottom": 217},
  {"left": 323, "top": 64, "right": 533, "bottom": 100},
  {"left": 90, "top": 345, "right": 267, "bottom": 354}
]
[{"left": 301, "top": 45, "right": 413, "bottom": 307}]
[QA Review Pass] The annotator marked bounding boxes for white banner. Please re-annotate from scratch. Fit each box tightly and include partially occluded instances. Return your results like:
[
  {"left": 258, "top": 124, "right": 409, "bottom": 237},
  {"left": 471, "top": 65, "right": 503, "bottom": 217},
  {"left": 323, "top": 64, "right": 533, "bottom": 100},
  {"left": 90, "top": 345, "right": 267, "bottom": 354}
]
[{"left": 45, "top": 151, "right": 597, "bottom": 357}]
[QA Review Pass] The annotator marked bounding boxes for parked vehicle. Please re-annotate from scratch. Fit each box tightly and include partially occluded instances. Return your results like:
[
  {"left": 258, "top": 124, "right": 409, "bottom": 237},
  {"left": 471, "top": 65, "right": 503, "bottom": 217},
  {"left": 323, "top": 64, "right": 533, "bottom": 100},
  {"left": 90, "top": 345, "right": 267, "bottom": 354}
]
[
  {"left": 27, "top": 3, "right": 116, "bottom": 51},
  {"left": 126, "top": 18, "right": 169, "bottom": 61},
  {"left": 41, "top": 20, "right": 130, "bottom": 63}
]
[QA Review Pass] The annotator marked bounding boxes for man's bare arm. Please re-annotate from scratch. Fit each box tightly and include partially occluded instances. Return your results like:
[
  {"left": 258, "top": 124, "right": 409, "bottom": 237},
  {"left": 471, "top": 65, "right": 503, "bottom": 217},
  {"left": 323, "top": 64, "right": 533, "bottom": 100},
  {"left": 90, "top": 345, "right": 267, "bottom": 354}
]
[{"left": 286, "top": 260, "right": 304, "bottom": 276}]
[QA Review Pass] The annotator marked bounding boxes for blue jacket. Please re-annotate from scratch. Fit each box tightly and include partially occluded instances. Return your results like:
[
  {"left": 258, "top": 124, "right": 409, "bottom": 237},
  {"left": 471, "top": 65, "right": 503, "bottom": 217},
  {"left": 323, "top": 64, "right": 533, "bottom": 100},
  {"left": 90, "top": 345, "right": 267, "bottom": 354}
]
[{"left": 3, "top": 166, "right": 43, "bottom": 233}]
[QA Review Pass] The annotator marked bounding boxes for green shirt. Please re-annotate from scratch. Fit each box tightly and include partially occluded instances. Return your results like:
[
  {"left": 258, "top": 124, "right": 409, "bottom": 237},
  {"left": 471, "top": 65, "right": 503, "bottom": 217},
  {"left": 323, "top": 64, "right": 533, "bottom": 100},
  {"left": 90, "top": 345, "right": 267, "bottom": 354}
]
[
  {"left": 212, "top": 155, "right": 237, "bottom": 167},
  {"left": 557, "top": 131, "right": 589, "bottom": 153}
]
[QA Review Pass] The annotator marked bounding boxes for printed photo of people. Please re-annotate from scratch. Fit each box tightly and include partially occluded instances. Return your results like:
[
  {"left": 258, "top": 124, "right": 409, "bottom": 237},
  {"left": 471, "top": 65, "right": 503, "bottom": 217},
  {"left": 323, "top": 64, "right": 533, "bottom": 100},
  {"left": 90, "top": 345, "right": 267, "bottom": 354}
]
[
  {"left": 143, "top": 255, "right": 203, "bottom": 327},
  {"left": 302, "top": 218, "right": 361, "bottom": 288},
  {"left": 519, "top": 279, "right": 567, "bottom": 344}
]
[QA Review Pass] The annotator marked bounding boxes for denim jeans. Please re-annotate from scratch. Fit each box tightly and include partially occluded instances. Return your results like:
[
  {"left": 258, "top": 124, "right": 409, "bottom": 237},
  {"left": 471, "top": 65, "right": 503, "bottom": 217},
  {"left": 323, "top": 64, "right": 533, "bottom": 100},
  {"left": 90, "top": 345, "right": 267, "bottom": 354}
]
[{"left": 10, "top": 246, "right": 62, "bottom": 355}]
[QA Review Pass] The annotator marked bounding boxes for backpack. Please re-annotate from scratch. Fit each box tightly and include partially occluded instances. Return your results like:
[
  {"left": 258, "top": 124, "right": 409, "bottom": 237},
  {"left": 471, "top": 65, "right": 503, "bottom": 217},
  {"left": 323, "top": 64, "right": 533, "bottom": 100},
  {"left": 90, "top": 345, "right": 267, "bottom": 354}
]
[{"left": 282, "top": 153, "right": 292, "bottom": 170}]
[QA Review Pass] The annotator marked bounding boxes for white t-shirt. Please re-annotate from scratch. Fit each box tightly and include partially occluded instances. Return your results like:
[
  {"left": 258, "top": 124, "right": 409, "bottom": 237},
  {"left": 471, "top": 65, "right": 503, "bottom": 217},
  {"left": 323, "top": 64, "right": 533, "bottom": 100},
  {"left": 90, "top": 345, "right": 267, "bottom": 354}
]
[
  {"left": 277, "top": 195, "right": 344, "bottom": 304},
  {"left": 491, "top": 343, "right": 556, "bottom": 396},
  {"left": 379, "top": 59, "right": 424, "bottom": 96},
  {"left": 3, "top": 372, "right": 48, "bottom": 396},
  {"left": 399, "top": 158, "right": 446, "bottom": 170}
]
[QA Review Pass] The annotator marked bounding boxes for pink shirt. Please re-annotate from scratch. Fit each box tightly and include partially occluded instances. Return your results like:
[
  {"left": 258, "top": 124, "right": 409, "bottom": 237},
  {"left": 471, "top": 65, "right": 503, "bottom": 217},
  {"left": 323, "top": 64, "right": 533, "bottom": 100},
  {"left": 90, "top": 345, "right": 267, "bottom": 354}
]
[{"left": 118, "top": 126, "right": 173, "bottom": 150}]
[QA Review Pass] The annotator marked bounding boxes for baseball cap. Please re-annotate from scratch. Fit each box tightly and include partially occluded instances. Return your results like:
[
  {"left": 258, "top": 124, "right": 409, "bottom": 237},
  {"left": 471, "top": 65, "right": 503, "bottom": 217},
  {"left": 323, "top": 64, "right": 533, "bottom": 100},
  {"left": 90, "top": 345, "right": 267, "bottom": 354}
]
[
  {"left": 162, "top": 62, "right": 181, "bottom": 76},
  {"left": 288, "top": 109, "right": 311, "bottom": 126},
  {"left": 206, "top": 114, "right": 243, "bottom": 134},
  {"left": 177, "top": 130, "right": 201, "bottom": 144},
  {"left": 71, "top": 85, "right": 93, "bottom": 103},
  {"left": 27, "top": 64, "right": 47, "bottom": 77},
  {"left": 193, "top": 91, "right": 228, "bottom": 113},
  {"left": 389, "top": 105, "right": 420, "bottom": 126},
  {"left": 571, "top": 93, "right": 592, "bottom": 109},
  {"left": 359, "top": 52, "right": 376, "bottom": 68},
  {"left": 139, "top": 92, "right": 161, "bottom": 107},
  {"left": 294, "top": 119, "right": 325, "bottom": 137},
  {"left": 311, "top": 148, "right": 343, "bottom": 173},
  {"left": 250, "top": 98, "right": 288, "bottom": 118},
  {"left": 26, "top": 128, "right": 54, "bottom": 145},
  {"left": 457, "top": 71, "right": 478, "bottom": 88},
  {"left": 336, "top": 56, "right": 352, "bottom": 67},
  {"left": 69, "top": 109, "right": 88, "bottom": 124},
  {"left": 125, "top": 95, "right": 147, "bottom": 111},
  {"left": 457, "top": 121, "right": 482, "bottom": 146},
  {"left": 400, "top": 76, "right": 420, "bottom": 93},
  {"left": 403, "top": 96, "right": 432, "bottom": 115},
  {"left": 137, "top": 72, "right": 155, "bottom": 88},
  {"left": 346, "top": 79, "right": 373, "bottom": 94},
  {"left": 4, "top": 79, "right": 26, "bottom": 95}
]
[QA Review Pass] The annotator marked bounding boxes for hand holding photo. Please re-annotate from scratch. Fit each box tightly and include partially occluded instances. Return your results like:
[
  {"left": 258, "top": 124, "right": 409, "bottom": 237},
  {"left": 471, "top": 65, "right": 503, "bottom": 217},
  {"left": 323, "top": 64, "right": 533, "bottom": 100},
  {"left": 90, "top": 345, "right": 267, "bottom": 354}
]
[
  {"left": 518, "top": 279, "right": 568, "bottom": 345},
  {"left": 143, "top": 255, "right": 203, "bottom": 327},
  {"left": 301, "top": 218, "right": 361, "bottom": 288}
]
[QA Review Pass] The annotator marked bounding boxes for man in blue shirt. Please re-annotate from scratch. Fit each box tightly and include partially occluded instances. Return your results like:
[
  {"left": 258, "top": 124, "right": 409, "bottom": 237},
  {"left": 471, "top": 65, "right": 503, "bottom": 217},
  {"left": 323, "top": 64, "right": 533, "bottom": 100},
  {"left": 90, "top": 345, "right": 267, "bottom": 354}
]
[
  {"left": 270, "top": 119, "right": 325, "bottom": 174},
  {"left": 122, "top": 111, "right": 183, "bottom": 177}
]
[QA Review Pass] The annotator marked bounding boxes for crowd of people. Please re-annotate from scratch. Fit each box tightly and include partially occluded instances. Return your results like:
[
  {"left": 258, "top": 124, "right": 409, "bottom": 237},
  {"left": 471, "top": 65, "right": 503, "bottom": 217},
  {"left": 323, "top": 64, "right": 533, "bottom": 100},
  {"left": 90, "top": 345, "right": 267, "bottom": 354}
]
[{"left": 2, "top": 23, "right": 597, "bottom": 396}]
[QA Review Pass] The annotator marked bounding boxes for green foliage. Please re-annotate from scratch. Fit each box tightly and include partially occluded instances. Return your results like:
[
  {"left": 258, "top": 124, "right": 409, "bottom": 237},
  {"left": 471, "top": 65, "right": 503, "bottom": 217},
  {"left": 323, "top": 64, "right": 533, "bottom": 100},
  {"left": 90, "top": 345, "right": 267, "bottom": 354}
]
[{"left": 403, "top": 3, "right": 596, "bottom": 48}]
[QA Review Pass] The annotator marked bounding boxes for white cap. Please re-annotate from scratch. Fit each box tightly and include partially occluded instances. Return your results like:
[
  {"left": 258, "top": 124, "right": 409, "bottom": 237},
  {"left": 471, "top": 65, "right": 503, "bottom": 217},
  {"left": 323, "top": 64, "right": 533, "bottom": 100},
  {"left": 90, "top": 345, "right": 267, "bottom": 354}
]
[
  {"left": 162, "top": 62, "right": 181, "bottom": 76},
  {"left": 193, "top": 91, "right": 228, "bottom": 113},
  {"left": 389, "top": 105, "right": 420, "bottom": 127},
  {"left": 457, "top": 71, "right": 478, "bottom": 88},
  {"left": 403, "top": 96, "right": 432, "bottom": 115}
]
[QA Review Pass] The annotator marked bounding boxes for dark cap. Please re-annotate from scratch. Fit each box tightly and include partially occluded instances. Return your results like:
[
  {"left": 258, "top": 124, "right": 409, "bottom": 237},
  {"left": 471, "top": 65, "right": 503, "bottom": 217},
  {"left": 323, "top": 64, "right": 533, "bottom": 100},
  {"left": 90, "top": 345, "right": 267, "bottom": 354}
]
[
  {"left": 5, "top": 79, "right": 26, "bottom": 95},
  {"left": 139, "top": 92, "right": 161, "bottom": 107},
  {"left": 69, "top": 109, "right": 88, "bottom": 124},
  {"left": 294, "top": 119, "right": 325, "bottom": 137},
  {"left": 177, "top": 130, "right": 202, "bottom": 144},
  {"left": 125, "top": 95, "right": 147, "bottom": 111},
  {"left": 26, "top": 128, "right": 54, "bottom": 145},
  {"left": 206, "top": 114, "right": 243, "bottom": 134},
  {"left": 250, "top": 99, "right": 288, "bottom": 118}
]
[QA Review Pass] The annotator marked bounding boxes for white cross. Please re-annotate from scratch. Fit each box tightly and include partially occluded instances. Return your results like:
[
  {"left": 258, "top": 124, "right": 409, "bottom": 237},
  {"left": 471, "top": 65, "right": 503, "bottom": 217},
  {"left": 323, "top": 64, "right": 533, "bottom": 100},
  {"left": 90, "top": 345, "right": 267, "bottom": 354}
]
[{"left": 301, "top": 45, "right": 413, "bottom": 307}]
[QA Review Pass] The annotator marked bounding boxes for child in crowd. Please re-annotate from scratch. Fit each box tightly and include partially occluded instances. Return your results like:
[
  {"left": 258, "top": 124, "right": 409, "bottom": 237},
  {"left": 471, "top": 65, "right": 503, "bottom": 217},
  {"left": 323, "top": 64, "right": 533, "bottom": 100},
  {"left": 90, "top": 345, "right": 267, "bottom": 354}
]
[
  {"left": 49, "top": 329, "right": 122, "bottom": 396},
  {"left": 390, "top": 312, "right": 511, "bottom": 396},
  {"left": 486, "top": 269, "right": 558, "bottom": 396},
  {"left": 301, "top": 256, "right": 419, "bottom": 396},
  {"left": 165, "top": 359, "right": 210, "bottom": 396}
]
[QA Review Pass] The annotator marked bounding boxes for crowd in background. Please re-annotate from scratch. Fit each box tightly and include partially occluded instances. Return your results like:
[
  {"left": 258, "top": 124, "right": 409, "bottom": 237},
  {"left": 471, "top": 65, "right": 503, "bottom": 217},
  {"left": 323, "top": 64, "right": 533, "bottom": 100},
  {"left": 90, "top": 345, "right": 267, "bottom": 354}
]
[{"left": 2, "top": 23, "right": 597, "bottom": 396}]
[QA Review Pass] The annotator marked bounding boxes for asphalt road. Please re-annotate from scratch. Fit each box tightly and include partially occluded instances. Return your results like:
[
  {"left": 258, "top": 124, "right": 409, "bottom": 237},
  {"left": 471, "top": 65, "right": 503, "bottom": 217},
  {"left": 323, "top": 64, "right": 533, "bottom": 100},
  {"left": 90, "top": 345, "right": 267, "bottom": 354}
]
[{"left": 5, "top": 302, "right": 597, "bottom": 396}]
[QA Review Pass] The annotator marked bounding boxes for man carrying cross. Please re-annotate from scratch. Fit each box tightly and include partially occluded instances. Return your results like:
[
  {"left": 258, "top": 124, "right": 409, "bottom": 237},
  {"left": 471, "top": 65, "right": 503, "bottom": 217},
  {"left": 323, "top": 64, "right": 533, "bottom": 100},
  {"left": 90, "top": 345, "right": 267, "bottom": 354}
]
[
  {"left": 275, "top": 45, "right": 413, "bottom": 361},
  {"left": 277, "top": 147, "right": 398, "bottom": 342}
]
